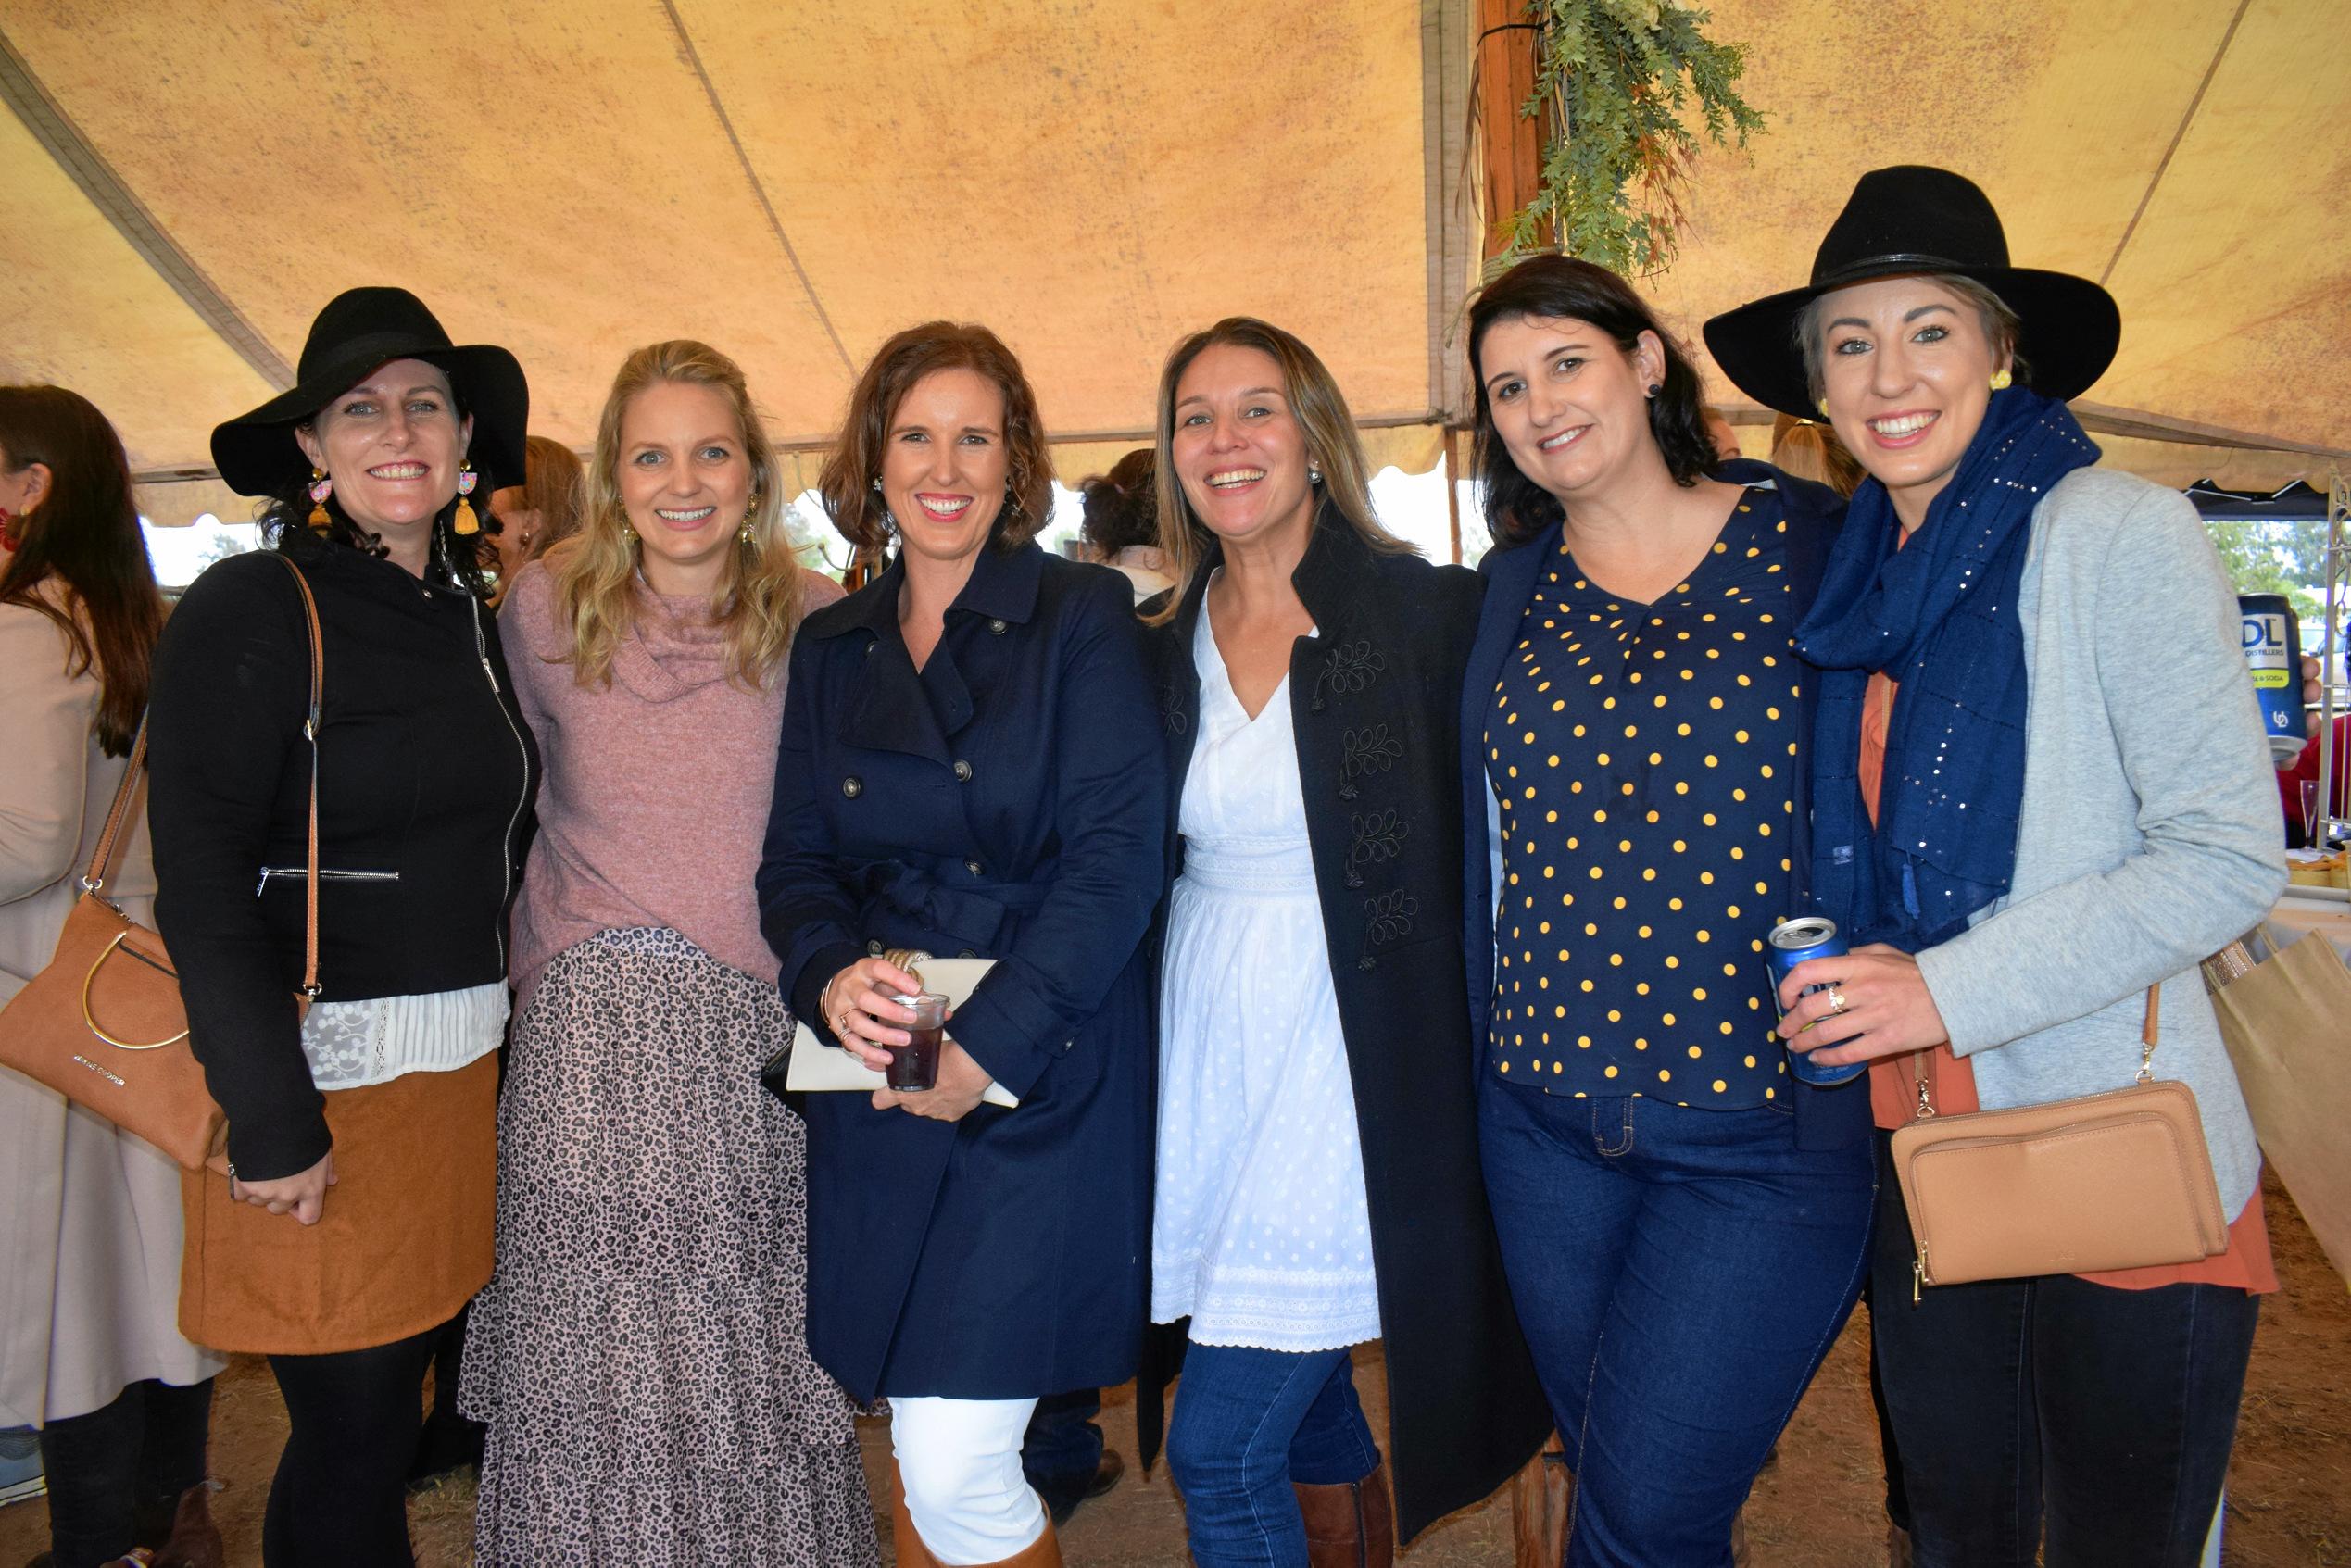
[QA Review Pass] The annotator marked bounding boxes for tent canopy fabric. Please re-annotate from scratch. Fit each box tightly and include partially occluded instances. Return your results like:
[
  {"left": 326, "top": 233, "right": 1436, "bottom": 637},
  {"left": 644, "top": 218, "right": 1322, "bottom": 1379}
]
[{"left": 2, "top": 0, "right": 2344, "bottom": 526}]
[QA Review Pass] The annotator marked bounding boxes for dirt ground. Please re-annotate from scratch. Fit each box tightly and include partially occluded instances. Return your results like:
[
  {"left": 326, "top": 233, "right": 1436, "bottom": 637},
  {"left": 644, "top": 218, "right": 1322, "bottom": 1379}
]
[{"left": 6, "top": 1169, "right": 2345, "bottom": 1566}]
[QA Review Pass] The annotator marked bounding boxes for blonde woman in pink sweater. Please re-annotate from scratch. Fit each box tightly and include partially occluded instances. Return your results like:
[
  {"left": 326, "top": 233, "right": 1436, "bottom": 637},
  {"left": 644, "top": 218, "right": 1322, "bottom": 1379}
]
[{"left": 461, "top": 340, "right": 874, "bottom": 1567}]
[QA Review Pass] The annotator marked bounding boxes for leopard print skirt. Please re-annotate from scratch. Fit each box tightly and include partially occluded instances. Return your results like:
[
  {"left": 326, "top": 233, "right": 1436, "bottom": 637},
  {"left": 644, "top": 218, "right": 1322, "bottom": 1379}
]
[{"left": 462, "top": 927, "right": 878, "bottom": 1566}]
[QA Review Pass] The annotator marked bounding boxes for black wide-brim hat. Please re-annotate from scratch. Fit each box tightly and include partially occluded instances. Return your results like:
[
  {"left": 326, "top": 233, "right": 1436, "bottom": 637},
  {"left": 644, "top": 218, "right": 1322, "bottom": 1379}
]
[
  {"left": 210, "top": 286, "right": 529, "bottom": 496},
  {"left": 1703, "top": 166, "right": 2120, "bottom": 421}
]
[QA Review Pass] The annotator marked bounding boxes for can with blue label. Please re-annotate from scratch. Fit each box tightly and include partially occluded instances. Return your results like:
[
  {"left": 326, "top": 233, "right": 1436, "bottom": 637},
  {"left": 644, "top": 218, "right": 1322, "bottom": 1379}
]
[
  {"left": 1766, "top": 915, "right": 1866, "bottom": 1086},
  {"left": 2239, "top": 594, "right": 2307, "bottom": 766}
]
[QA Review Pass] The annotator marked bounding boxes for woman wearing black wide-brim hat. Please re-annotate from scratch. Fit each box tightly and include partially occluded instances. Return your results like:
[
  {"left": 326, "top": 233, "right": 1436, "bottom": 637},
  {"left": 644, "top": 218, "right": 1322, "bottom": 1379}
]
[
  {"left": 145, "top": 287, "right": 539, "bottom": 1562},
  {"left": 1708, "top": 167, "right": 2282, "bottom": 1567}
]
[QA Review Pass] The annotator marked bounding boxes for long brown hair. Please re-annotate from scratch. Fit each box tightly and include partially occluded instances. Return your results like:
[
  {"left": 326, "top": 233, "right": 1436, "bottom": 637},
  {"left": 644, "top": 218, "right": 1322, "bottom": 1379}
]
[
  {"left": 1145, "top": 318, "right": 1410, "bottom": 625},
  {"left": 551, "top": 340, "right": 810, "bottom": 690},
  {"left": 817, "top": 322, "right": 1055, "bottom": 555},
  {"left": 0, "top": 385, "right": 165, "bottom": 756}
]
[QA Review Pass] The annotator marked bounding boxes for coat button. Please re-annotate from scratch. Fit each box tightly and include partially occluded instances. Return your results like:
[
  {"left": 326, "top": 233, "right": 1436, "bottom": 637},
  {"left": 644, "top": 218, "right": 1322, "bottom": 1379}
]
[
  {"left": 988, "top": 619, "right": 1008, "bottom": 634},
  {"left": 866, "top": 939, "right": 885, "bottom": 956},
  {"left": 957, "top": 948, "right": 977, "bottom": 960},
  {"left": 964, "top": 859, "right": 984, "bottom": 877},
  {"left": 841, "top": 776, "right": 862, "bottom": 798},
  {"left": 953, "top": 759, "right": 974, "bottom": 782},
  {"left": 1358, "top": 956, "right": 1377, "bottom": 972}
]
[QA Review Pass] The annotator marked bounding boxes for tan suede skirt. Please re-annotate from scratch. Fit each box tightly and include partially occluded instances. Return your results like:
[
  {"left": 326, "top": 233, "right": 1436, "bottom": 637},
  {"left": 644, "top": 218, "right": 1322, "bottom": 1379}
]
[{"left": 178, "top": 1053, "right": 497, "bottom": 1355}]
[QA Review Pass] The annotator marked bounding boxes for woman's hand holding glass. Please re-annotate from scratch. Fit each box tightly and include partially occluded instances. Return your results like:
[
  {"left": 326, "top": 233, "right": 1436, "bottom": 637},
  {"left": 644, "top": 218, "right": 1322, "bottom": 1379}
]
[
  {"left": 821, "top": 956, "right": 993, "bottom": 1123},
  {"left": 1775, "top": 943, "right": 1953, "bottom": 1066}
]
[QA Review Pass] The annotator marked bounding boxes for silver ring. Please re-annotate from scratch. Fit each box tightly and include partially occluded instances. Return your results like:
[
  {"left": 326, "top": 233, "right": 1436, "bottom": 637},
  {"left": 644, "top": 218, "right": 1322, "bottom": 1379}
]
[{"left": 1825, "top": 984, "right": 1851, "bottom": 1016}]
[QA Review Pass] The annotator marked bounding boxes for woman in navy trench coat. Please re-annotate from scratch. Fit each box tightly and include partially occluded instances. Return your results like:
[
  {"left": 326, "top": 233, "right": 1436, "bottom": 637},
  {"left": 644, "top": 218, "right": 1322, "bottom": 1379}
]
[{"left": 757, "top": 322, "right": 1163, "bottom": 1568}]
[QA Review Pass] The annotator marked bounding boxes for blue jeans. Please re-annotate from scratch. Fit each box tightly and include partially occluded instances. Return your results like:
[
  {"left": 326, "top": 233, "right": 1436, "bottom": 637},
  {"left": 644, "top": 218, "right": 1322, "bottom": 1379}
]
[
  {"left": 1164, "top": 1345, "right": 1381, "bottom": 1568},
  {"left": 1478, "top": 1077, "right": 1875, "bottom": 1568},
  {"left": 1021, "top": 1387, "right": 1104, "bottom": 1505}
]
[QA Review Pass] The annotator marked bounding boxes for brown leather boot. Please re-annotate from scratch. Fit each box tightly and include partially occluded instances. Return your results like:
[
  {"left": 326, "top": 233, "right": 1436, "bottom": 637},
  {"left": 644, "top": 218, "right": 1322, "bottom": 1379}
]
[
  {"left": 149, "top": 1486, "right": 224, "bottom": 1568},
  {"left": 893, "top": 1463, "right": 937, "bottom": 1568},
  {"left": 1295, "top": 1461, "right": 1395, "bottom": 1568},
  {"left": 969, "top": 1519, "right": 1062, "bottom": 1568},
  {"left": 893, "top": 1471, "right": 1063, "bottom": 1568}
]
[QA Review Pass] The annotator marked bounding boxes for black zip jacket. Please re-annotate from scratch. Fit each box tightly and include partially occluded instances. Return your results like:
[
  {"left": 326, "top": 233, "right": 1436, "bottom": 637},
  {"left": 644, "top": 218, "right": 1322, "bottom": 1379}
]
[{"left": 148, "top": 539, "right": 537, "bottom": 1180}]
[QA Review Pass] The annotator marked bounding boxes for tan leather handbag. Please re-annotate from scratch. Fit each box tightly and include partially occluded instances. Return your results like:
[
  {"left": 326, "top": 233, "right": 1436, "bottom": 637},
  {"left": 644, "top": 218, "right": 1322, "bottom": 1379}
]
[
  {"left": 1888, "top": 982, "right": 2230, "bottom": 1298},
  {"left": 0, "top": 555, "right": 324, "bottom": 1171}
]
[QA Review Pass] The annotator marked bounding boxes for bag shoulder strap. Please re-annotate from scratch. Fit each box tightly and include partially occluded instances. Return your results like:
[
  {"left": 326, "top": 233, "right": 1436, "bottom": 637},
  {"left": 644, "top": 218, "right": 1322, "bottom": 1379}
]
[
  {"left": 1911, "top": 979, "right": 2163, "bottom": 1118},
  {"left": 272, "top": 554, "right": 326, "bottom": 1001},
  {"left": 80, "top": 717, "right": 149, "bottom": 895}
]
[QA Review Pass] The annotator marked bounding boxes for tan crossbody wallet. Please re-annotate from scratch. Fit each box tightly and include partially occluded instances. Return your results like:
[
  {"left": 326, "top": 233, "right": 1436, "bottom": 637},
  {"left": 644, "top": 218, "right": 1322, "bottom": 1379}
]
[{"left": 1888, "top": 980, "right": 2231, "bottom": 1298}]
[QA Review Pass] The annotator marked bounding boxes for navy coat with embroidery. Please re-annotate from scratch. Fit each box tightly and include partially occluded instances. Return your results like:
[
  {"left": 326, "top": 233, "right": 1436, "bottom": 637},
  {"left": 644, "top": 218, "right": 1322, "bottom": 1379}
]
[
  {"left": 756, "top": 542, "right": 1164, "bottom": 1402},
  {"left": 1138, "top": 507, "right": 1552, "bottom": 1542}
]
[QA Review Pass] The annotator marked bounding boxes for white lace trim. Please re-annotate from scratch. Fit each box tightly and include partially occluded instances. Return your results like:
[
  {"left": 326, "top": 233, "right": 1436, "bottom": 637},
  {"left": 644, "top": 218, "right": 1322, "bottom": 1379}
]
[{"left": 298, "top": 982, "right": 509, "bottom": 1090}]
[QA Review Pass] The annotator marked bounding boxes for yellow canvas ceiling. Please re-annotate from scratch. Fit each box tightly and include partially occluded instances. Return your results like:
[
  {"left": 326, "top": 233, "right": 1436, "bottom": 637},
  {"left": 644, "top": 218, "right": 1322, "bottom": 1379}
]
[{"left": 1, "top": 0, "right": 2345, "bottom": 525}]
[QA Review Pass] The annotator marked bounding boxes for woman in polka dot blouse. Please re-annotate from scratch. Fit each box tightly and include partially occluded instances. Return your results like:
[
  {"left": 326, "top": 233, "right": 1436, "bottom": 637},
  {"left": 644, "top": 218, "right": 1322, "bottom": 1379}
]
[{"left": 1456, "top": 256, "right": 1876, "bottom": 1566}]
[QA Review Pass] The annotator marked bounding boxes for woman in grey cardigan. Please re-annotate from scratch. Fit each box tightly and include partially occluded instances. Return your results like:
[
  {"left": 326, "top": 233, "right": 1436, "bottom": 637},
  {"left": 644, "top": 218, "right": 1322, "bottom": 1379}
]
[{"left": 1706, "top": 167, "right": 2283, "bottom": 1568}]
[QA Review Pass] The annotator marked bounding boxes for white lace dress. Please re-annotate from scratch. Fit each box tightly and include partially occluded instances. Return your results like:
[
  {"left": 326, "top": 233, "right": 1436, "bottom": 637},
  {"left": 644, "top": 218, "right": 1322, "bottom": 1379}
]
[{"left": 1150, "top": 610, "right": 1380, "bottom": 1350}]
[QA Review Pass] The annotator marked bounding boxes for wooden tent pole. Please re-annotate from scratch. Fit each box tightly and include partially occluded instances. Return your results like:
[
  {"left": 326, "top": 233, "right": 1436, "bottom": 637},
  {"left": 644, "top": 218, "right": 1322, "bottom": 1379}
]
[{"left": 1475, "top": 3, "right": 1577, "bottom": 1561}]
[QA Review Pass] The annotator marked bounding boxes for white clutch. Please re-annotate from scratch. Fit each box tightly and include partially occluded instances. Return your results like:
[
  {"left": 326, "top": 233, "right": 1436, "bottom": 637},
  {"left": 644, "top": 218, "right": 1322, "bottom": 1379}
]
[{"left": 782, "top": 956, "right": 1020, "bottom": 1108}]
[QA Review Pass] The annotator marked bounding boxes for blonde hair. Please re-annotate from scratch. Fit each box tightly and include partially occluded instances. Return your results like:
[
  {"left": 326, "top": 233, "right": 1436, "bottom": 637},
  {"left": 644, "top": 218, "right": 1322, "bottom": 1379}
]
[
  {"left": 1768, "top": 414, "right": 1866, "bottom": 497},
  {"left": 551, "top": 340, "right": 810, "bottom": 689},
  {"left": 1145, "top": 318, "right": 1409, "bottom": 625}
]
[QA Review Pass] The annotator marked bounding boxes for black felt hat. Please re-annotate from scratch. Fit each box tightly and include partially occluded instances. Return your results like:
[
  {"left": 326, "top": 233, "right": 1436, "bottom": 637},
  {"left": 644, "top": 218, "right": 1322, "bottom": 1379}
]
[
  {"left": 1703, "top": 166, "right": 2119, "bottom": 421},
  {"left": 210, "top": 286, "right": 528, "bottom": 495}
]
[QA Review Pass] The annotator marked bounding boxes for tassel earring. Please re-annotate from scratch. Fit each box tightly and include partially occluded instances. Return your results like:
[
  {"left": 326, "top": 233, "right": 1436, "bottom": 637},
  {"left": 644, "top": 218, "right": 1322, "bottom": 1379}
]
[
  {"left": 308, "top": 470, "right": 333, "bottom": 532},
  {"left": 452, "top": 463, "right": 480, "bottom": 535}
]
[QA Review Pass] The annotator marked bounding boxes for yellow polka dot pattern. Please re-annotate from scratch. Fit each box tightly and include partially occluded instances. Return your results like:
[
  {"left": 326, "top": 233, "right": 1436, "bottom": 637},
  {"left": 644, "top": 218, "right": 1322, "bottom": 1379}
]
[{"left": 1485, "top": 492, "right": 1800, "bottom": 1108}]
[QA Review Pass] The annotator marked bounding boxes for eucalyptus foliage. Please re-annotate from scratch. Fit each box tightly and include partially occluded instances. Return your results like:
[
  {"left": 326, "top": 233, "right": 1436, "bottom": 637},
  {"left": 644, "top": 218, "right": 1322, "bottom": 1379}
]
[{"left": 1493, "top": 0, "right": 1765, "bottom": 278}]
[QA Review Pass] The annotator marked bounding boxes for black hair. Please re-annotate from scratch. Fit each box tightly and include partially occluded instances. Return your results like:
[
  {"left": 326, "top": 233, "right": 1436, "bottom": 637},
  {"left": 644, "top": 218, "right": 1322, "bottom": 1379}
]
[{"left": 1467, "top": 255, "right": 1719, "bottom": 546}]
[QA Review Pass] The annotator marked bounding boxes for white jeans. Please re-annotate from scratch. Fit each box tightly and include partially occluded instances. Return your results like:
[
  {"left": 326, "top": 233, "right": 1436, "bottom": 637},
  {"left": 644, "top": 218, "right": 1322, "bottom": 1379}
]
[{"left": 891, "top": 1395, "right": 1046, "bottom": 1564}]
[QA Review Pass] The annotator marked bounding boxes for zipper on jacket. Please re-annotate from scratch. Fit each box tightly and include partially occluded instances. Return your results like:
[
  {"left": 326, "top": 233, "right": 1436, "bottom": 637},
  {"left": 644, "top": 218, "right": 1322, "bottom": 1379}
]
[
  {"left": 255, "top": 867, "right": 400, "bottom": 896},
  {"left": 472, "top": 596, "right": 528, "bottom": 971}
]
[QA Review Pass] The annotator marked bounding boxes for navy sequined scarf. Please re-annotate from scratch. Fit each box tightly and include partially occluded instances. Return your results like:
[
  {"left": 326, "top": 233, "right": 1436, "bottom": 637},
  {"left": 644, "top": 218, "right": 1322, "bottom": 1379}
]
[{"left": 1796, "top": 388, "right": 2100, "bottom": 950}]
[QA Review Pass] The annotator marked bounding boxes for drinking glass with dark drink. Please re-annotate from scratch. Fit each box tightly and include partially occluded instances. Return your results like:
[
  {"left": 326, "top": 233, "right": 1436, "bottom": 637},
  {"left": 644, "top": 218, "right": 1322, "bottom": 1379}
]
[{"left": 888, "top": 991, "right": 949, "bottom": 1091}]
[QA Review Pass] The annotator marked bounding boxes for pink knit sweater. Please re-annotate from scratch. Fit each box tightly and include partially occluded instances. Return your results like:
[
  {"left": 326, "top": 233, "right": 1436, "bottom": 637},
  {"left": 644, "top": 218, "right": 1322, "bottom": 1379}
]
[{"left": 500, "top": 560, "right": 845, "bottom": 1013}]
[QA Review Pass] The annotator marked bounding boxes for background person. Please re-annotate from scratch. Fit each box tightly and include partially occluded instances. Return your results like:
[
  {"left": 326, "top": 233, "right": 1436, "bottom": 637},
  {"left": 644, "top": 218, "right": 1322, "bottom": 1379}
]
[
  {"left": 1768, "top": 412, "right": 1866, "bottom": 497},
  {"left": 1076, "top": 446, "right": 1170, "bottom": 601},
  {"left": 1462, "top": 254, "right": 1875, "bottom": 1568},
  {"left": 0, "top": 385, "right": 226, "bottom": 1568},
  {"left": 758, "top": 321, "right": 1163, "bottom": 1568},
  {"left": 1141, "top": 317, "right": 1548, "bottom": 1568},
  {"left": 461, "top": 340, "right": 870, "bottom": 1565},
  {"left": 482, "top": 433, "right": 587, "bottom": 598},
  {"left": 148, "top": 287, "right": 536, "bottom": 1565},
  {"left": 1707, "top": 164, "right": 2284, "bottom": 1568}
]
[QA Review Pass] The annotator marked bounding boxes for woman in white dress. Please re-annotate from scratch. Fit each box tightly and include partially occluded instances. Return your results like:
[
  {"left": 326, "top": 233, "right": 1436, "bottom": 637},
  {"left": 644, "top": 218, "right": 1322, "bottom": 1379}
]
[{"left": 1140, "top": 320, "right": 1546, "bottom": 1568}]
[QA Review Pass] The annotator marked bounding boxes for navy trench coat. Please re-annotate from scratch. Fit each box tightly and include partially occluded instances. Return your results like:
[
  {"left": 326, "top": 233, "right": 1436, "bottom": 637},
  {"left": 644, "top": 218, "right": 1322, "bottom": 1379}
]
[{"left": 757, "top": 542, "right": 1165, "bottom": 1403}]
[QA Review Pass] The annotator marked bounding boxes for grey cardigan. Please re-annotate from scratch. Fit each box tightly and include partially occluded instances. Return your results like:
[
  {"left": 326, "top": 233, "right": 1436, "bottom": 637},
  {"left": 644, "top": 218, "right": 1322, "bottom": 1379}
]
[{"left": 1913, "top": 467, "right": 2284, "bottom": 1219}]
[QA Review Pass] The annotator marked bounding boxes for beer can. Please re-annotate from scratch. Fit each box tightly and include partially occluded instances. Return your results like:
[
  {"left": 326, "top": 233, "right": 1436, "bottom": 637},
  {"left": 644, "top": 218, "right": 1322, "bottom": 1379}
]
[
  {"left": 1765, "top": 915, "right": 1865, "bottom": 1087},
  {"left": 2239, "top": 594, "right": 2307, "bottom": 766}
]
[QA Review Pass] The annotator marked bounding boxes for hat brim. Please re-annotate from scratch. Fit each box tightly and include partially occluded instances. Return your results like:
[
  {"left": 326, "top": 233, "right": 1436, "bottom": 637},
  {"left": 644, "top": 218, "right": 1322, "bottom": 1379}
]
[
  {"left": 1702, "top": 264, "right": 2120, "bottom": 421},
  {"left": 210, "top": 342, "right": 530, "bottom": 497}
]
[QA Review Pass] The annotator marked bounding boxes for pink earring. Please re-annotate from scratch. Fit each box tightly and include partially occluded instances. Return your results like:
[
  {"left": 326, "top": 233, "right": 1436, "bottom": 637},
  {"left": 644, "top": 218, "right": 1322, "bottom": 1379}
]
[
  {"left": 307, "top": 471, "right": 333, "bottom": 533},
  {"left": 452, "top": 463, "right": 480, "bottom": 536}
]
